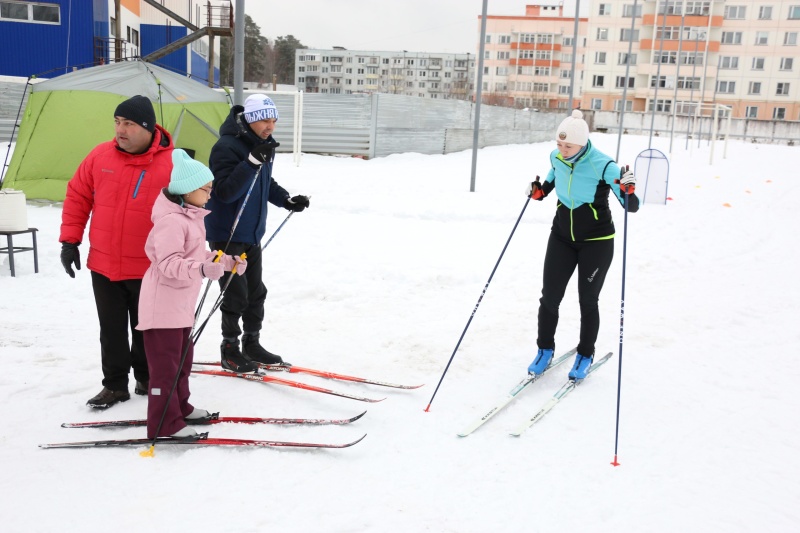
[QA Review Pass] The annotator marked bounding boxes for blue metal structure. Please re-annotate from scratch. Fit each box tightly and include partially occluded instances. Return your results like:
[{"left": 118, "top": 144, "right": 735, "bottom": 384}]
[{"left": 0, "top": 0, "right": 216, "bottom": 83}]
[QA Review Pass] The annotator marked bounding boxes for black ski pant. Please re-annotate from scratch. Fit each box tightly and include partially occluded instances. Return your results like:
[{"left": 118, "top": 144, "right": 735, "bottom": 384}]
[
  {"left": 537, "top": 232, "right": 614, "bottom": 357},
  {"left": 90, "top": 271, "right": 149, "bottom": 391},
  {"left": 209, "top": 241, "right": 267, "bottom": 340}
]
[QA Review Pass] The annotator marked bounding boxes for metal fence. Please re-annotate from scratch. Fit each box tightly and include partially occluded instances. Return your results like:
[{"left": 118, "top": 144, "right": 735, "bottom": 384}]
[
  {"left": 245, "top": 91, "right": 562, "bottom": 159},
  {"left": 593, "top": 110, "right": 800, "bottom": 145}
]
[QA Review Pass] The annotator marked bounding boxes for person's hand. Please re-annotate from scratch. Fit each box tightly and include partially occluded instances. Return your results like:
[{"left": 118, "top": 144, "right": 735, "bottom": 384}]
[
  {"left": 284, "top": 195, "right": 310, "bottom": 212},
  {"left": 618, "top": 165, "right": 635, "bottom": 195},
  {"left": 60, "top": 242, "right": 81, "bottom": 278},
  {"left": 526, "top": 177, "right": 545, "bottom": 200},
  {"left": 220, "top": 254, "right": 247, "bottom": 276},
  {"left": 248, "top": 140, "right": 280, "bottom": 165},
  {"left": 200, "top": 261, "right": 224, "bottom": 280},
  {"left": 232, "top": 255, "right": 247, "bottom": 276}
]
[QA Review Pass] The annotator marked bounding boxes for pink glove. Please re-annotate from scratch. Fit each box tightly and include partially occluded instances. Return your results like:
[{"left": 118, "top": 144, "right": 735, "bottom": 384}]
[
  {"left": 200, "top": 261, "right": 224, "bottom": 280},
  {"left": 220, "top": 254, "right": 247, "bottom": 276}
]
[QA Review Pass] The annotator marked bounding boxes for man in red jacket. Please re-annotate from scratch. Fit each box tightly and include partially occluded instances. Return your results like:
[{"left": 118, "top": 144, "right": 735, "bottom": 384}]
[{"left": 59, "top": 95, "right": 175, "bottom": 409}]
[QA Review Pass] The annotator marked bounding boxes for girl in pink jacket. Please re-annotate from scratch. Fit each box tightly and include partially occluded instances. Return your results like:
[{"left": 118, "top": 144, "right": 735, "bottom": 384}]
[{"left": 137, "top": 149, "right": 246, "bottom": 438}]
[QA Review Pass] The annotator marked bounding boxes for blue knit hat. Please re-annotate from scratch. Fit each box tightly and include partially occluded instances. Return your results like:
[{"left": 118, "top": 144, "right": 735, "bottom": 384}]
[
  {"left": 168, "top": 149, "right": 213, "bottom": 195},
  {"left": 243, "top": 94, "right": 279, "bottom": 123}
]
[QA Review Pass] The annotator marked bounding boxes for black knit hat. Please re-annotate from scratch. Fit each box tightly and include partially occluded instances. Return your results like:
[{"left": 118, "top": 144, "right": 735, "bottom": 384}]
[{"left": 114, "top": 95, "right": 156, "bottom": 132}]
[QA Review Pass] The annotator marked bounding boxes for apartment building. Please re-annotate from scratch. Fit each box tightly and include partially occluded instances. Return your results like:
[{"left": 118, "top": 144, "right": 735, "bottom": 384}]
[
  {"left": 581, "top": 0, "right": 800, "bottom": 120},
  {"left": 295, "top": 48, "right": 475, "bottom": 99},
  {"left": 480, "top": 3, "right": 588, "bottom": 109}
]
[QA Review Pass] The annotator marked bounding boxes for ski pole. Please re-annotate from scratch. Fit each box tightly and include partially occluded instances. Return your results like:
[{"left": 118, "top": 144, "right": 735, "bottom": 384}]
[
  {"left": 262, "top": 210, "right": 294, "bottom": 250},
  {"left": 424, "top": 196, "right": 531, "bottom": 412},
  {"left": 141, "top": 254, "right": 246, "bottom": 457},
  {"left": 612, "top": 166, "right": 631, "bottom": 467}
]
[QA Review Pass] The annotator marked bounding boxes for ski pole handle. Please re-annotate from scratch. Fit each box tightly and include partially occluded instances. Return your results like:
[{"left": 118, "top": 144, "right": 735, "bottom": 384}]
[{"left": 231, "top": 252, "right": 247, "bottom": 275}]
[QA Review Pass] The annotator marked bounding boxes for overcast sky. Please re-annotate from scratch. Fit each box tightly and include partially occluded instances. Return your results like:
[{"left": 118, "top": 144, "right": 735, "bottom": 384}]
[{"left": 246, "top": 0, "right": 582, "bottom": 54}]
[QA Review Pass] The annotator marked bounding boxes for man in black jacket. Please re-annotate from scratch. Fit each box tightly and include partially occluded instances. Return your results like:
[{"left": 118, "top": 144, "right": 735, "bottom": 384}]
[{"left": 205, "top": 94, "right": 310, "bottom": 373}]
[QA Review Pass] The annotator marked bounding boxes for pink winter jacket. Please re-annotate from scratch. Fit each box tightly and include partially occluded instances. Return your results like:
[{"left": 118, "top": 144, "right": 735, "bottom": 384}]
[{"left": 136, "top": 191, "right": 217, "bottom": 331}]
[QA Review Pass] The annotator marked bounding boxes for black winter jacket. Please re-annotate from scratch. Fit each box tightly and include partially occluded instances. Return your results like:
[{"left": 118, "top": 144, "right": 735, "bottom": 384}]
[{"left": 204, "top": 106, "right": 289, "bottom": 244}]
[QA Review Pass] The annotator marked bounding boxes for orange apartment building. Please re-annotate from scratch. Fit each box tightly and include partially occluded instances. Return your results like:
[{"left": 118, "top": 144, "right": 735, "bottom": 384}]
[
  {"left": 485, "top": 2, "right": 800, "bottom": 120},
  {"left": 479, "top": 4, "right": 588, "bottom": 109}
]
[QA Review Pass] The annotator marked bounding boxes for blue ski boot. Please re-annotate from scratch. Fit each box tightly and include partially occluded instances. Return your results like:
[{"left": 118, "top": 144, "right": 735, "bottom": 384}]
[
  {"left": 568, "top": 353, "right": 594, "bottom": 381},
  {"left": 527, "top": 348, "right": 554, "bottom": 375}
]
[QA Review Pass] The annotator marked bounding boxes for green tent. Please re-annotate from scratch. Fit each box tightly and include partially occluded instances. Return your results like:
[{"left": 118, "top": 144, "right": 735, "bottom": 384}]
[{"left": 3, "top": 60, "right": 231, "bottom": 201}]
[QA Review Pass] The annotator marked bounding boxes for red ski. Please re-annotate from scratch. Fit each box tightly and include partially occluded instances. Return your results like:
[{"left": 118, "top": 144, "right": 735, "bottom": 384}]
[
  {"left": 40, "top": 433, "right": 367, "bottom": 449},
  {"left": 193, "top": 361, "right": 423, "bottom": 389},
  {"left": 191, "top": 369, "right": 385, "bottom": 403},
  {"left": 61, "top": 410, "right": 367, "bottom": 429}
]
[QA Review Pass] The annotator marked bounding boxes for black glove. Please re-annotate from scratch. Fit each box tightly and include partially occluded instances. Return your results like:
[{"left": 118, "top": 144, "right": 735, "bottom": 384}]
[
  {"left": 526, "top": 176, "right": 545, "bottom": 200},
  {"left": 60, "top": 242, "right": 81, "bottom": 278},
  {"left": 284, "top": 195, "right": 310, "bottom": 212},
  {"left": 248, "top": 139, "right": 280, "bottom": 165}
]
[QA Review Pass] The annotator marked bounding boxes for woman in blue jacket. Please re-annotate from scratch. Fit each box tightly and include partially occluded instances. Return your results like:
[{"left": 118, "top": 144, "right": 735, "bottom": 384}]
[{"left": 526, "top": 110, "right": 639, "bottom": 380}]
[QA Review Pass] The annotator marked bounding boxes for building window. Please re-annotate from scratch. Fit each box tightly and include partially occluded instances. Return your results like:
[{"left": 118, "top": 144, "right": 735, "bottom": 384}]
[
  {"left": 615, "top": 76, "right": 634, "bottom": 88},
  {"left": 591, "top": 98, "right": 602, "bottom": 110},
  {"left": 622, "top": 3, "right": 642, "bottom": 17},
  {"left": 721, "top": 32, "right": 743, "bottom": 45},
  {"left": 595, "top": 52, "right": 607, "bottom": 64},
  {"left": 773, "top": 107, "right": 786, "bottom": 120},
  {"left": 618, "top": 53, "right": 637, "bottom": 65},
  {"left": 485, "top": 35, "right": 491, "bottom": 43},
  {"left": 496, "top": 67, "right": 508, "bottom": 76},
  {"left": 620, "top": 29, "right": 640, "bottom": 41},
  {"left": 497, "top": 51, "right": 510, "bottom": 60},
  {"left": 780, "top": 57, "right": 794, "bottom": 70},
  {"left": 716, "top": 80, "right": 736, "bottom": 94},
  {"left": 650, "top": 75, "right": 669, "bottom": 88},
  {"left": 776, "top": 82, "right": 790, "bottom": 95},
  {"left": 592, "top": 75, "right": 605, "bottom": 87},
  {"left": 745, "top": 106, "right": 759, "bottom": 118},
  {"left": 719, "top": 56, "right": 739, "bottom": 69},
  {"left": 563, "top": 36, "right": 574, "bottom": 47},
  {"left": 790, "top": 6, "right": 800, "bottom": 19},
  {"left": 784, "top": 32, "right": 798, "bottom": 45},
  {"left": 499, "top": 35, "right": 511, "bottom": 44},
  {"left": 724, "top": 6, "right": 746, "bottom": 19},
  {"left": 759, "top": 6, "right": 773, "bottom": 19},
  {"left": 686, "top": 2, "right": 711, "bottom": 15},
  {"left": 596, "top": 28, "right": 609, "bottom": 41},
  {"left": 648, "top": 99, "right": 672, "bottom": 112},
  {"left": 752, "top": 57, "right": 765, "bottom": 70},
  {"left": 558, "top": 85, "right": 571, "bottom": 94},
  {"left": 615, "top": 100, "right": 633, "bottom": 111},
  {"left": 748, "top": 81, "right": 761, "bottom": 94},
  {"left": 755, "top": 32, "right": 769, "bottom": 45},
  {"left": 0, "top": 1, "right": 60, "bottom": 23},
  {"left": 598, "top": 3, "right": 611, "bottom": 15}
]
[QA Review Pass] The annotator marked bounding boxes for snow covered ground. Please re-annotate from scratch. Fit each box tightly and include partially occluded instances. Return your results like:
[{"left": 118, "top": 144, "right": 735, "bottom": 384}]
[{"left": 1, "top": 134, "right": 798, "bottom": 532}]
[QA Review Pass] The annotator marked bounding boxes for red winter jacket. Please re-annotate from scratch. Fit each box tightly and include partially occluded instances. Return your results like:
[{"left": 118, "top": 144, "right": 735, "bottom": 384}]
[{"left": 60, "top": 125, "right": 174, "bottom": 281}]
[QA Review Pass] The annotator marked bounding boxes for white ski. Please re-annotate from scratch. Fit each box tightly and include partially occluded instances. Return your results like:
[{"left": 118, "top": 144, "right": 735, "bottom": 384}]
[
  {"left": 457, "top": 348, "right": 577, "bottom": 437},
  {"left": 509, "top": 352, "right": 614, "bottom": 437}
]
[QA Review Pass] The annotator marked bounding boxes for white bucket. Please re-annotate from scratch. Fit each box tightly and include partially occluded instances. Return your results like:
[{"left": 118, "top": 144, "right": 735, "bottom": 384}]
[{"left": 0, "top": 189, "right": 28, "bottom": 231}]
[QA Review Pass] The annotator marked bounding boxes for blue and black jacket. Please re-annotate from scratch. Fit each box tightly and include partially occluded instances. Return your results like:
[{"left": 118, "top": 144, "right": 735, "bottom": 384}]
[
  {"left": 204, "top": 105, "right": 289, "bottom": 244},
  {"left": 541, "top": 140, "right": 639, "bottom": 242}
]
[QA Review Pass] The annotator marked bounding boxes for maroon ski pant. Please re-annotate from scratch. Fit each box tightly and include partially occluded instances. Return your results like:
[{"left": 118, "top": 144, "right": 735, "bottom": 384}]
[{"left": 143, "top": 328, "right": 195, "bottom": 438}]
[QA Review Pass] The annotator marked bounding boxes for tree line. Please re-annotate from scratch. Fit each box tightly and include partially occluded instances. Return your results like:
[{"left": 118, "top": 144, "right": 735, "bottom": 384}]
[{"left": 218, "top": 15, "right": 305, "bottom": 87}]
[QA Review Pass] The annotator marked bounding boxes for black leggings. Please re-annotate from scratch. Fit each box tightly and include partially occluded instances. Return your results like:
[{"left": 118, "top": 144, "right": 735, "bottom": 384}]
[{"left": 537, "top": 232, "right": 614, "bottom": 356}]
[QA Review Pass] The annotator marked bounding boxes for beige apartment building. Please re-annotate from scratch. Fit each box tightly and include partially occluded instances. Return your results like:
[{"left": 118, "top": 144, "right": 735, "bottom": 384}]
[
  {"left": 294, "top": 48, "right": 475, "bottom": 99},
  {"left": 486, "top": 1, "right": 800, "bottom": 120},
  {"left": 480, "top": 3, "right": 588, "bottom": 109}
]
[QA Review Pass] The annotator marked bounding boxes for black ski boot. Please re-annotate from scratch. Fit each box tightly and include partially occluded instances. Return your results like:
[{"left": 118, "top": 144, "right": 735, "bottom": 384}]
[
  {"left": 220, "top": 338, "right": 258, "bottom": 373},
  {"left": 242, "top": 333, "right": 284, "bottom": 365}
]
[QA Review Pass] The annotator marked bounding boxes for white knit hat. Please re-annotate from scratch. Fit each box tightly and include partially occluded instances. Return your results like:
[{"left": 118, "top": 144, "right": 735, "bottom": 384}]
[
  {"left": 555, "top": 109, "right": 589, "bottom": 146},
  {"left": 168, "top": 149, "right": 213, "bottom": 195},
  {"left": 243, "top": 94, "right": 279, "bottom": 123}
]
